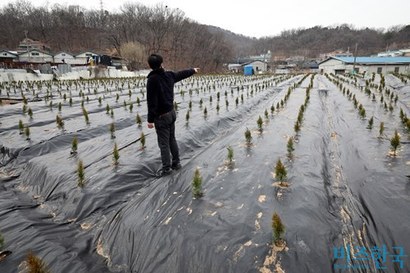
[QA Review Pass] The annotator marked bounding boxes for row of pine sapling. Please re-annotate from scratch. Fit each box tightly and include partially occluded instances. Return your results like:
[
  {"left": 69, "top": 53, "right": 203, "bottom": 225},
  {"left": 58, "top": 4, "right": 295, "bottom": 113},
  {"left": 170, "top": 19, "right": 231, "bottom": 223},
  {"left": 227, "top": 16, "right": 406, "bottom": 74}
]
[
  {"left": 183, "top": 75, "right": 286, "bottom": 123},
  {"left": 248, "top": 74, "right": 315, "bottom": 250},
  {"left": 190, "top": 75, "right": 300, "bottom": 200},
  {"left": 272, "top": 74, "right": 315, "bottom": 248},
  {"left": 14, "top": 74, "right": 285, "bottom": 145},
  {"left": 328, "top": 73, "right": 406, "bottom": 156}
]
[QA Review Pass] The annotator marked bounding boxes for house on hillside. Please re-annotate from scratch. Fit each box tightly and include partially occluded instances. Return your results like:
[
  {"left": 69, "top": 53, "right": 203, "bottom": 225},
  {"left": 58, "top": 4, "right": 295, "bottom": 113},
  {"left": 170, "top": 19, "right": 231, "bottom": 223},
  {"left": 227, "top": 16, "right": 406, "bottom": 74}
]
[
  {"left": 228, "top": 63, "right": 242, "bottom": 73},
  {"left": 17, "top": 38, "right": 51, "bottom": 53},
  {"left": 245, "top": 60, "right": 268, "bottom": 73},
  {"left": 75, "top": 52, "right": 99, "bottom": 65},
  {"left": 0, "top": 50, "right": 18, "bottom": 67},
  {"left": 319, "top": 49, "right": 353, "bottom": 60},
  {"left": 227, "top": 60, "right": 268, "bottom": 74},
  {"left": 319, "top": 56, "right": 410, "bottom": 75},
  {"left": 54, "top": 52, "right": 75, "bottom": 64},
  {"left": 18, "top": 49, "right": 53, "bottom": 64}
]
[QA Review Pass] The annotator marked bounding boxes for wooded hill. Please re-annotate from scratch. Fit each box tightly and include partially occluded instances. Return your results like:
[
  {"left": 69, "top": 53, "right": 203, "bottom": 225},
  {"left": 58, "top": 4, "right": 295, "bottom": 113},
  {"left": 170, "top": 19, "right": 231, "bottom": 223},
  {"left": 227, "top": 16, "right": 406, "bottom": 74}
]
[{"left": 0, "top": 1, "right": 409, "bottom": 71}]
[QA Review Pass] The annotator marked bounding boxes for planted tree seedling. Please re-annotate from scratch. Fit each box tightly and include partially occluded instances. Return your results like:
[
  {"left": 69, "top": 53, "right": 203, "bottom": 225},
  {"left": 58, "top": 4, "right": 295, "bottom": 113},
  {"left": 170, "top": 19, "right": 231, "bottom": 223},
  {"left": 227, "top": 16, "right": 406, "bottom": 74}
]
[
  {"left": 192, "top": 168, "right": 204, "bottom": 198},
  {"left": 272, "top": 212, "right": 285, "bottom": 248}
]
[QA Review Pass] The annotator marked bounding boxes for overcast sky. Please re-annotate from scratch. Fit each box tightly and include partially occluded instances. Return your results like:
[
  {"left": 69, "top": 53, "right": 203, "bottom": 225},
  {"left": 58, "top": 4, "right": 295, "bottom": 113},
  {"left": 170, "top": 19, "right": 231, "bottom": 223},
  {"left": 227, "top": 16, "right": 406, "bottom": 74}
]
[{"left": 1, "top": 0, "right": 409, "bottom": 38}]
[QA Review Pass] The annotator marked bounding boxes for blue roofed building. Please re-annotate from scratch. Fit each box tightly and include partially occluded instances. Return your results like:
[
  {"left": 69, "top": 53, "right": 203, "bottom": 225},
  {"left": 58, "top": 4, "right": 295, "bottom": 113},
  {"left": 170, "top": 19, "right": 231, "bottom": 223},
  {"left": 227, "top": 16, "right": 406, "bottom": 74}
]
[{"left": 319, "top": 56, "right": 410, "bottom": 75}]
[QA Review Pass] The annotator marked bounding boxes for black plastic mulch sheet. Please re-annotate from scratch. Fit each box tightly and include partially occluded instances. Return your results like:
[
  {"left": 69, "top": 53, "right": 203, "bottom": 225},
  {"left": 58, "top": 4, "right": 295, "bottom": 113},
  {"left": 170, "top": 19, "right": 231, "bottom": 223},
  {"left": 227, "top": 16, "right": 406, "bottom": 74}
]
[{"left": 0, "top": 73, "right": 409, "bottom": 273}]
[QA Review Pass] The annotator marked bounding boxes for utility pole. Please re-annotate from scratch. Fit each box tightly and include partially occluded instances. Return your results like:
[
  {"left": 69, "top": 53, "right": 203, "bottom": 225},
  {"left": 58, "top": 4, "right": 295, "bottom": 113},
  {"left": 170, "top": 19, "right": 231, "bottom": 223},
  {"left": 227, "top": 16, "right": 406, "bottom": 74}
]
[{"left": 353, "top": 43, "right": 358, "bottom": 75}]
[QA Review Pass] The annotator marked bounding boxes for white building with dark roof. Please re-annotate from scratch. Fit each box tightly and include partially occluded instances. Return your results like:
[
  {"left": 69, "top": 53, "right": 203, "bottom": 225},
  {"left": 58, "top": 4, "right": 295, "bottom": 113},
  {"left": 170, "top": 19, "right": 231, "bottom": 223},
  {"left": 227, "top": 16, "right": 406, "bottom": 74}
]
[{"left": 319, "top": 56, "right": 410, "bottom": 75}]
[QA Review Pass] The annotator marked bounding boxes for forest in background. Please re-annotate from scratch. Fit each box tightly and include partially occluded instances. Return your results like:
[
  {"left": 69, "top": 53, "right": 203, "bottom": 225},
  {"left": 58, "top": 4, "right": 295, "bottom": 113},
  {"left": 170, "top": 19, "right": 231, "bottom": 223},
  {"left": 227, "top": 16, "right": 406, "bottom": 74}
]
[{"left": 0, "top": 0, "right": 409, "bottom": 71}]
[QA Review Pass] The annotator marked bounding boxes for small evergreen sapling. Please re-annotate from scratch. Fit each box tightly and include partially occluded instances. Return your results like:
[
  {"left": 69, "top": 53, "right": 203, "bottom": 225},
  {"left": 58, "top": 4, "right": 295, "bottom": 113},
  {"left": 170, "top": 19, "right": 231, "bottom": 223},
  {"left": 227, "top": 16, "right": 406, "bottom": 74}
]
[
  {"left": 82, "top": 107, "right": 89, "bottom": 124},
  {"left": 113, "top": 143, "right": 120, "bottom": 165},
  {"left": 367, "top": 117, "right": 374, "bottom": 129},
  {"left": 24, "top": 126, "right": 30, "bottom": 140},
  {"left": 227, "top": 146, "right": 234, "bottom": 164},
  {"left": 272, "top": 212, "right": 285, "bottom": 247},
  {"left": 390, "top": 130, "right": 400, "bottom": 156},
  {"left": 18, "top": 119, "right": 24, "bottom": 134},
  {"left": 287, "top": 137, "right": 294, "bottom": 154},
  {"left": 56, "top": 115, "right": 64, "bottom": 129},
  {"left": 185, "top": 111, "right": 190, "bottom": 123},
  {"left": 77, "top": 160, "right": 85, "bottom": 187},
  {"left": 192, "top": 168, "right": 203, "bottom": 198},
  {"left": 140, "top": 132, "right": 146, "bottom": 148},
  {"left": 28, "top": 107, "right": 33, "bottom": 119},
  {"left": 294, "top": 121, "right": 301, "bottom": 133},
  {"left": 110, "top": 122, "right": 116, "bottom": 139},
  {"left": 270, "top": 104, "right": 275, "bottom": 114},
  {"left": 26, "top": 251, "right": 51, "bottom": 273},
  {"left": 136, "top": 113, "right": 142, "bottom": 127},
  {"left": 275, "top": 159, "right": 287, "bottom": 184},
  {"left": 71, "top": 136, "right": 78, "bottom": 155},
  {"left": 257, "top": 116, "right": 263, "bottom": 131},
  {"left": 245, "top": 128, "right": 252, "bottom": 146},
  {"left": 379, "top": 122, "right": 385, "bottom": 137}
]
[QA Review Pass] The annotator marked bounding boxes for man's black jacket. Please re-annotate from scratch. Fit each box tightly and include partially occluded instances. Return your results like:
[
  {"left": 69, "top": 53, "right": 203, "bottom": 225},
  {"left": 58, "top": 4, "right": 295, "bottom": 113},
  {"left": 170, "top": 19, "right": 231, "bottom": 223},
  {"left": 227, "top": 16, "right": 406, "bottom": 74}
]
[{"left": 146, "top": 68, "right": 195, "bottom": 123}]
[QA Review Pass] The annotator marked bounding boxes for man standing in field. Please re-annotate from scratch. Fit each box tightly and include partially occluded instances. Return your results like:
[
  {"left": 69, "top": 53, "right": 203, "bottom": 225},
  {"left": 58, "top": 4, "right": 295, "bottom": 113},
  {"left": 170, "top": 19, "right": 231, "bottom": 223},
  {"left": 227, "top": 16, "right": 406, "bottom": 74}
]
[{"left": 146, "top": 54, "right": 199, "bottom": 177}]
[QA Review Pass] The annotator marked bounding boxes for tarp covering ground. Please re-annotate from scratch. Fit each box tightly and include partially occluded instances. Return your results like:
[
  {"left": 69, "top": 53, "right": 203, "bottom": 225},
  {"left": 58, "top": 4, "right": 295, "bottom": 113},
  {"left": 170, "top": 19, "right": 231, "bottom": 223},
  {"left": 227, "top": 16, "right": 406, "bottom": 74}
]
[{"left": 0, "top": 72, "right": 409, "bottom": 273}]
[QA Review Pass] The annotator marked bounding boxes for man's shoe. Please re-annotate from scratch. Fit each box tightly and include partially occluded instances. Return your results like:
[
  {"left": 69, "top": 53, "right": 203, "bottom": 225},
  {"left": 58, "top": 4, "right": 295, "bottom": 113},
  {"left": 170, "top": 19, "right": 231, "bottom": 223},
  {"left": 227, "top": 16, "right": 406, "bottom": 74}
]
[
  {"left": 172, "top": 163, "right": 182, "bottom": 170},
  {"left": 157, "top": 167, "right": 172, "bottom": 177}
]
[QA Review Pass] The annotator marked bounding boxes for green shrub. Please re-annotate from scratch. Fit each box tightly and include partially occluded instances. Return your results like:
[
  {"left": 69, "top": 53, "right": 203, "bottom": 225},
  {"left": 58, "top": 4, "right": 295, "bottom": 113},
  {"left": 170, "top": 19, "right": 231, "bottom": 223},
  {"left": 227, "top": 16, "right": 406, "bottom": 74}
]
[
  {"left": 287, "top": 137, "right": 294, "bottom": 154},
  {"left": 25, "top": 126, "right": 30, "bottom": 140},
  {"left": 367, "top": 117, "right": 374, "bottom": 129},
  {"left": 136, "top": 113, "right": 142, "bottom": 126},
  {"left": 275, "top": 159, "right": 287, "bottom": 182},
  {"left": 245, "top": 128, "right": 252, "bottom": 145},
  {"left": 390, "top": 130, "right": 400, "bottom": 156},
  {"left": 192, "top": 168, "right": 203, "bottom": 198},
  {"left": 82, "top": 108, "right": 89, "bottom": 124},
  {"left": 227, "top": 146, "right": 234, "bottom": 164},
  {"left": 113, "top": 143, "right": 120, "bottom": 165},
  {"left": 140, "top": 132, "right": 146, "bottom": 148},
  {"left": 257, "top": 116, "right": 263, "bottom": 131},
  {"left": 272, "top": 212, "right": 285, "bottom": 246},
  {"left": 56, "top": 115, "right": 64, "bottom": 129},
  {"left": 185, "top": 111, "right": 190, "bottom": 122},
  {"left": 77, "top": 160, "right": 85, "bottom": 187},
  {"left": 294, "top": 121, "right": 301, "bottom": 133},
  {"left": 71, "top": 136, "right": 78, "bottom": 154},
  {"left": 18, "top": 119, "right": 24, "bottom": 134},
  {"left": 26, "top": 251, "right": 51, "bottom": 273},
  {"left": 110, "top": 122, "right": 115, "bottom": 139},
  {"left": 379, "top": 122, "right": 385, "bottom": 137}
]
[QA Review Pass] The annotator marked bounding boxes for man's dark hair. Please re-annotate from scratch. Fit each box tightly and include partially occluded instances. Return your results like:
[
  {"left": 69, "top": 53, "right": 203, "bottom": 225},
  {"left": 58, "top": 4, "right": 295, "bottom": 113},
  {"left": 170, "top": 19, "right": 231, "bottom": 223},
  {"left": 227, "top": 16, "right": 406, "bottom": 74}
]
[{"left": 148, "top": 54, "right": 163, "bottom": 70}]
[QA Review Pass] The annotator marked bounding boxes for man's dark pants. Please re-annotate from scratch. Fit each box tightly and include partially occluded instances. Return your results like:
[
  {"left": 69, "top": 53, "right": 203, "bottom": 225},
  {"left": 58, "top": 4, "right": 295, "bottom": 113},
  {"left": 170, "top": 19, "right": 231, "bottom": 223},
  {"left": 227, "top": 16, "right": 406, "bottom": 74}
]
[{"left": 154, "top": 110, "right": 179, "bottom": 170}]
